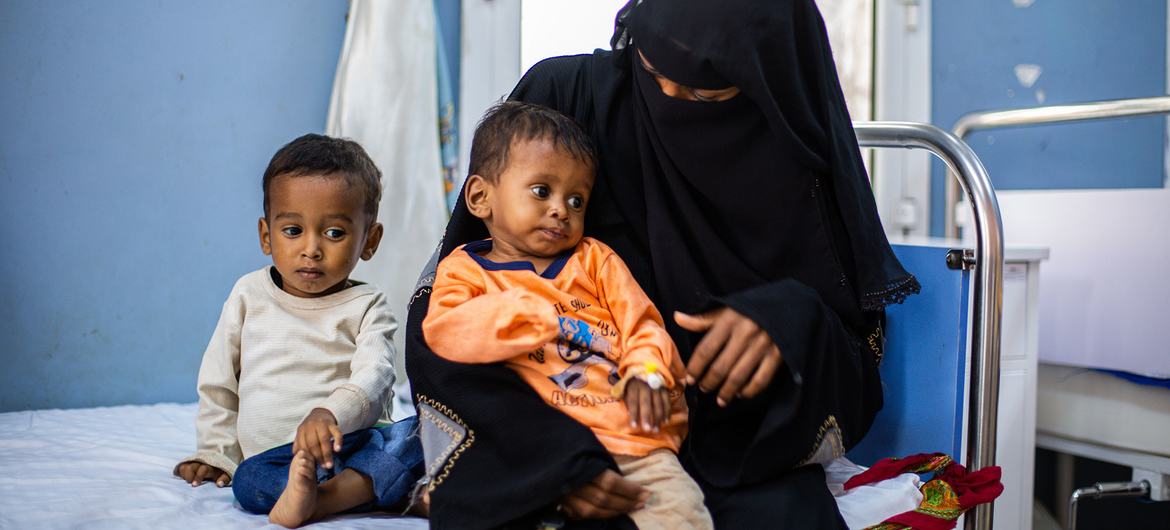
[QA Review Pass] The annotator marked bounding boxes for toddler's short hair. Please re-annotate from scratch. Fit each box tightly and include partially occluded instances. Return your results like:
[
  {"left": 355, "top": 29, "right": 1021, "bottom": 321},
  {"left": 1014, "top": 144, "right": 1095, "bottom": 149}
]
[
  {"left": 262, "top": 134, "right": 382, "bottom": 221},
  {"left": 468, "top": 101, "right": 597, "bottom": 183}
]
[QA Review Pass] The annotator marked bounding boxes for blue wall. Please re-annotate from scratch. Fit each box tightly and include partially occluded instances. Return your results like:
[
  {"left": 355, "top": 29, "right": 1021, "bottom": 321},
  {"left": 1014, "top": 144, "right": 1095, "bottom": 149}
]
[
  {"left": 930, "top": 0, "right": 1166, "bottom": 235},
  {"left": 0, "top": 1, "right": 349, "bottom": 411}
]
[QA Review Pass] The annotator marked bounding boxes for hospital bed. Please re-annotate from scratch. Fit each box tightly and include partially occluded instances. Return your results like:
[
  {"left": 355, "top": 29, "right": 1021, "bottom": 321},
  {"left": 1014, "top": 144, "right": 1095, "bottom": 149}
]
[{"left": 0, "top": 123, "right": 1006, "bottom": 529}]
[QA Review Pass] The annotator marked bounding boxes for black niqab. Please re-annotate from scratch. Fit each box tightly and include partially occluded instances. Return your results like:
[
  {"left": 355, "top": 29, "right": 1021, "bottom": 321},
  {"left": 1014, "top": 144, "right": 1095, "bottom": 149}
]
[{"left": 616, "top": 0, "right": 918, "bottom": 336}]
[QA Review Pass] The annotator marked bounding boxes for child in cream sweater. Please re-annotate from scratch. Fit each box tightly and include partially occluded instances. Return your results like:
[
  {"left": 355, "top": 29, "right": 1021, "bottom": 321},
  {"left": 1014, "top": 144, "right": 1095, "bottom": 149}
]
[{"left": 175, "top": 134, "right": 422, "bottom": 528}]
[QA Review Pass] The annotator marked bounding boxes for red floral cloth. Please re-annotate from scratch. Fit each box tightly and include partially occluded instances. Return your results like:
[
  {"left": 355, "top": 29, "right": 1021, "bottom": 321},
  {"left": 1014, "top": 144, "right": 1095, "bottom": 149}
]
[{"left": 844, "top": 453, "right": 1003, "bottom": 530}]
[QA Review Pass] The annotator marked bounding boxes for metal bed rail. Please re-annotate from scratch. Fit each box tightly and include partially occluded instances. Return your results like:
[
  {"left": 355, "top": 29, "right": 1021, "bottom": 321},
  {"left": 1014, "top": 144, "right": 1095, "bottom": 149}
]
[
  {"left": 944, "top": 95, "right": 1170, "bottom": 237},
  {"left": 854, "top": 122, "right": 1005, "bottom": 530}
]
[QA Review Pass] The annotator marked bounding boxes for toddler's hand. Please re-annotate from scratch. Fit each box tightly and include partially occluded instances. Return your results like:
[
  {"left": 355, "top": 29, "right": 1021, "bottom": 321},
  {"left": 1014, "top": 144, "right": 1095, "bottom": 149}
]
[
  {"left": 623, "top": 378, "right": 671, "bottom": 433},
  {"left": 176, "top": 461, "right": 231, "bottom": 487},
  {"left": 294, "top": 408, "right": 342, "bottom": 470}
]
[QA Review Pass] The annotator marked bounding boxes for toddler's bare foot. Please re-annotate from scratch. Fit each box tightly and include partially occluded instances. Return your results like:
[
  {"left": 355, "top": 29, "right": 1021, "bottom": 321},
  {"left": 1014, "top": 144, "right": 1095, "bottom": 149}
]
[{"left": 269, "top": 450, "right": 319, "bottom": 528}]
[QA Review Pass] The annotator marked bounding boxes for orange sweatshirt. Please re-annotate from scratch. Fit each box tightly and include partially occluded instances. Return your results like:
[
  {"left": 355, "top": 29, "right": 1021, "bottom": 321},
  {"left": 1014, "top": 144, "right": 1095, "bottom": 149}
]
[{"left": 423, "top": 237, "right": 688, "bottom": 457}]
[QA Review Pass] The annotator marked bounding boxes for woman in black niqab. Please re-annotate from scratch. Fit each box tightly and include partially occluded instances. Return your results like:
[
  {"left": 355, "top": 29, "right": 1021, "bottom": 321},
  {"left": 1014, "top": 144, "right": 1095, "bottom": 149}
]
[{"left": 405, "top": 0, "right": 919, "bottom": 528}]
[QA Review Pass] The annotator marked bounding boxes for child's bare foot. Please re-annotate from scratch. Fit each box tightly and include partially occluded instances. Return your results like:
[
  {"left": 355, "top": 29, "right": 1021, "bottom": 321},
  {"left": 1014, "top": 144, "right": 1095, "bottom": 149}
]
[{"left": 269, "top": 450, "right": 319, "bottom": 528}]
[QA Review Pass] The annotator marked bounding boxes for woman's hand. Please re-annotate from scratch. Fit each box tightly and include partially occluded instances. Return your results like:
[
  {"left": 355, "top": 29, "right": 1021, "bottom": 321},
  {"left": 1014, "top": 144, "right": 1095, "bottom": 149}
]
[
  {"left": 675, "top": 308, "right": 783, "bottom": 406},
  {"left": 559, "top": 469, "right": 648, "bottom": 520}
]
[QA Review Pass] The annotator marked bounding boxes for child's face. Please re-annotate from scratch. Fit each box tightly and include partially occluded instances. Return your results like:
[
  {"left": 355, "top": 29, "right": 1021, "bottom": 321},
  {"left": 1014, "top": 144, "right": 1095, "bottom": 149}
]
[
  {"left": 469, "top": 138, "right": 593, "bottom": 260},
  {"left": 258, "top": 174, "right": 382, "bottom": 298}
]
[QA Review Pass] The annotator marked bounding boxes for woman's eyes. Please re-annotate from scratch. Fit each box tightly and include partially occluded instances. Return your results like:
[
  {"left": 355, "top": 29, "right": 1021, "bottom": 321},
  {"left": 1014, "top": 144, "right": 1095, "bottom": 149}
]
[
  {"left": 281, "top": 226, "right": 303, "bottom": 237},
  {"left": 691, "top": 87, "right": 740, "bottom": 102},
  {"left": 531, "top": 185, "right": 551, "bottom": 199},
  {"left": 567, "top": 196, "right": 584, "bottom": 209},
  {"left": 692, "top": 90, "right": 720, "bottom": 102}
]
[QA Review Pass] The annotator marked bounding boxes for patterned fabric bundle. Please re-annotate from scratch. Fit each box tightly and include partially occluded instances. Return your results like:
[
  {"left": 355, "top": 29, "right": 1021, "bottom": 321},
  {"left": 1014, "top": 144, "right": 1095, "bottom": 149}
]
[{"left": 844, "top": 453, "right": 1004, "bottom": 530}]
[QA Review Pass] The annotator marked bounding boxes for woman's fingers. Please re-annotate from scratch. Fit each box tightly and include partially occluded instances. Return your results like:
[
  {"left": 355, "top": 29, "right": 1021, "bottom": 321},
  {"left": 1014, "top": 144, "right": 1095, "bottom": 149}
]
[
  {"left": 716, "top": 332, "right": 770, "bottom": 405},
  {"left": 593, "top": 469, "right": 647, "bottom": 504},
  {"left": 672, "top": 311, "right": 713, "bottom": 332},
  {"left": 741, "top": 344, "right": 783, "bottom": 399},
  {"left": 699, "top": 317, "right": 755, "bottom": 394},
  {"left": 683, "top": 310, "right": 732, "bottom": 386},
  {"left": 561, "top": 470, "right": 647, "bottom": 519},
  {"left": 562, "top": 493, "right": 620, "bottom": 520}
]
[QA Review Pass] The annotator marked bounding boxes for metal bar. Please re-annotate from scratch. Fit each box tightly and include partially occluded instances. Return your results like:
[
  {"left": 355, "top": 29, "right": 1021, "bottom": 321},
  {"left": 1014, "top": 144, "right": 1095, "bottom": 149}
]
[
  {"left": 1069, "top": 481, "right": 1151, "bottom": 530},
  {"left": 854, "top": 121, "right": 1005, "bottom": 530},
  {"left": 945, "top": 95, "right": 1170, "bottom": 237}
]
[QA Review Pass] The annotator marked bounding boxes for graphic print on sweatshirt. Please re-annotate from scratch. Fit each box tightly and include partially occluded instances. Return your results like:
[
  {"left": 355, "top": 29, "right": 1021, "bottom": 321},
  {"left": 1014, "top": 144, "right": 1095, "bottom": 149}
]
[{"left": 548, "top": 316, "right": 620, "bottom": 391}]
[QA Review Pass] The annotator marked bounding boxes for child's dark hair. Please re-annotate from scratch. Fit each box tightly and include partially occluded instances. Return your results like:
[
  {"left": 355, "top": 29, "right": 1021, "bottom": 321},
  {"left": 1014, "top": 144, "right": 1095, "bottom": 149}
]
[
  {"left": 469, "top": 101, "right": 597, "bottom": 182},
  {"left": 262, "top": 134, "right": 382, "bottom": 221}
]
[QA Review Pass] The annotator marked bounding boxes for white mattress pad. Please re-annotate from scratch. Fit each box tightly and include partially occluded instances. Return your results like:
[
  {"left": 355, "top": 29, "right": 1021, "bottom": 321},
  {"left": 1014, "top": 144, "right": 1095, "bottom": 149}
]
[
  {"left": 0, "top": 403, "right": 426, "bottom": 529},
  {"left": 0, "top": 402, "right": 923, "bottom": 529}
]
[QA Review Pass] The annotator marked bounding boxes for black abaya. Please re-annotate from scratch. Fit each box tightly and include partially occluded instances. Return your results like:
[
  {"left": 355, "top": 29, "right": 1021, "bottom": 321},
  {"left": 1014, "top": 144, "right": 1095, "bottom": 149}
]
[{"left": 405, "top": 1, "right": 917, "bottom": 528}]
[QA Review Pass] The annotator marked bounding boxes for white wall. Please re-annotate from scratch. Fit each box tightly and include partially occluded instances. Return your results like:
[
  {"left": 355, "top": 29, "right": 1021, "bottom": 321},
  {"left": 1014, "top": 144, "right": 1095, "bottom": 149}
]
[
  {"left": 520, "top": 0, "right": 629, "bottom": 74},
  {"left": 998, "top": 186, "right": 1170, "bottom": 377}
]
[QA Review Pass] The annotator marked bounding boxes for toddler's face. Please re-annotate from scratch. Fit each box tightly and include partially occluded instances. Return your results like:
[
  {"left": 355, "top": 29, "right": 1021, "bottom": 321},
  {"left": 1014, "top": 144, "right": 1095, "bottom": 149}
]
[
  {"left": 259, "top": 174, "right": 380, "bottom": 298},
  {"left": 481, "top": 138, "right": 593, "bottom": 259}
]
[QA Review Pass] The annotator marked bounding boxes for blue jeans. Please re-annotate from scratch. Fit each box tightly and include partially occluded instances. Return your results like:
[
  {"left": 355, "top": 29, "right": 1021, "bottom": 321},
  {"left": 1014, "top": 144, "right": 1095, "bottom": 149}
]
[{"left": 232, "top": 416, "right": 423, "bottom": 514}]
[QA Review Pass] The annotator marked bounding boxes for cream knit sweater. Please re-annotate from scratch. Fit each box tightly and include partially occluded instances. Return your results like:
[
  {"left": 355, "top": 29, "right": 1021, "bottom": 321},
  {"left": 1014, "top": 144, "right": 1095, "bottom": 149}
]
[{"left": 176, "top": 267, "right": 397, "bottom": 477}]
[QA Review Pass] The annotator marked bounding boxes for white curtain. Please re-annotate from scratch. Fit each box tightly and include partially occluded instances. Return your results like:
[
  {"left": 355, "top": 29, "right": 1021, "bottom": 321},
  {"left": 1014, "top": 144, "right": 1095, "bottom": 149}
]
[
  {"left": 816, "top": 0, "right": 874, "bottom": 121},
  {"left": 326, "top": 0, "right": 448, "bottom": 403}
]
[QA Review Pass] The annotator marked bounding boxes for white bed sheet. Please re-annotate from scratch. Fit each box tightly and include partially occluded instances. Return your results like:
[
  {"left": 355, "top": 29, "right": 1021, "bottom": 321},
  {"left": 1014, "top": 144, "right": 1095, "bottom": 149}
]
[
  {"left": 0, "top": 402, "right": 920, "bottom": 529},
  {"left": 0, "top": 403, "right": 427, "bottom": 530}
]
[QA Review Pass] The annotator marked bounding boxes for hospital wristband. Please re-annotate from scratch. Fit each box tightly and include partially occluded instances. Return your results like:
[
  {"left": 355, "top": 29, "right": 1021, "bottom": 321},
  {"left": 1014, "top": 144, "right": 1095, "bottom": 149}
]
[{"left": 610, "top": 362, "right": 667, "bottom": 398}]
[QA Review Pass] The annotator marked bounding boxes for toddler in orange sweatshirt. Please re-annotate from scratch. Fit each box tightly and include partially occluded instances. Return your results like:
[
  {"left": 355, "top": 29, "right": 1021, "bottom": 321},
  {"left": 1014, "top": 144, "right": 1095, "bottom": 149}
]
[{"left": 423, "top": 101, "right": 712, "bottom": 530}]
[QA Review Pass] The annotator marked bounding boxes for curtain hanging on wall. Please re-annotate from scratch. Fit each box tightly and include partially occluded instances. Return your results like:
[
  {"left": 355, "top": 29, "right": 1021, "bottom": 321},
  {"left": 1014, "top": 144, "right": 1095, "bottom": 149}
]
[
  {"left": 434, "top": 3, "right": 461, "bottom": 212},
  {"left": 326, "top": 0, "right": 448, "bottom": 393},
  {"left": 815, "top": 0, "right": 873, "bottom": 121}
]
